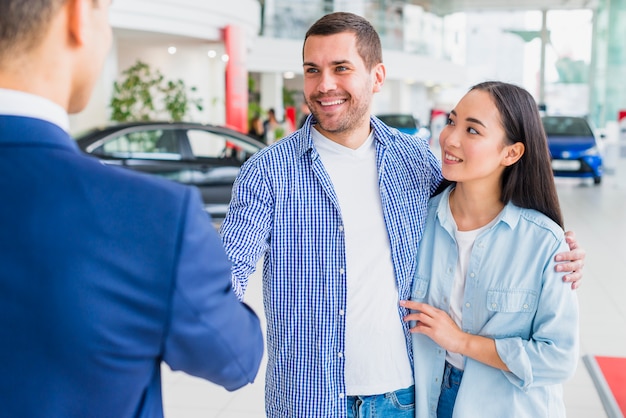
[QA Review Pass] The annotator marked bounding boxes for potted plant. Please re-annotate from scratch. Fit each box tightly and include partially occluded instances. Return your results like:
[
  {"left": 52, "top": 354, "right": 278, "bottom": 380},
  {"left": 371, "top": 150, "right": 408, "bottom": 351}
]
[{"left": 109, "top": 60, "right": 203, "bottom": 122}]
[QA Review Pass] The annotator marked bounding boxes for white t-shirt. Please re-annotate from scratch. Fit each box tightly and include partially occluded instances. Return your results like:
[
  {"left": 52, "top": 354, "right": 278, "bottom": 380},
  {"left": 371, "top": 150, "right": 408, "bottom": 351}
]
[
  {"left": 448, "top": 207, "right": 498, "bottom": 370},
  {"left": 312, "top": 128, "right": 413, "bottom": 395}
]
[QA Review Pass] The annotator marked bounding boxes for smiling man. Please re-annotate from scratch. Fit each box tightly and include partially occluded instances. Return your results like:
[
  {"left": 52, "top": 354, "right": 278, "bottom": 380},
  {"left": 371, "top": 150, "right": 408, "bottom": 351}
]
[{"left": 220, "top": 11, "right": 585, "bottom": 418}]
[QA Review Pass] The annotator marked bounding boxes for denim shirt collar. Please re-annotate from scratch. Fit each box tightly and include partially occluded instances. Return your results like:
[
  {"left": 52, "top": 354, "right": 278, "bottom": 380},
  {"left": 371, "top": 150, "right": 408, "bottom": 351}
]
[{"left": 434, "top": 185, "right": 522, "bottom": 237}]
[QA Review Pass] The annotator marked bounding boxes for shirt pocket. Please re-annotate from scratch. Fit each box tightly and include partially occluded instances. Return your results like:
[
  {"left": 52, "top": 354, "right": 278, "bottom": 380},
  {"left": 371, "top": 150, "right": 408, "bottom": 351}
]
[
  {"left": 411, "top": 275, "right": 430, "bottom": 301},
  {"left": 487, "top": 289, "right": 538, "bottom": 313}
]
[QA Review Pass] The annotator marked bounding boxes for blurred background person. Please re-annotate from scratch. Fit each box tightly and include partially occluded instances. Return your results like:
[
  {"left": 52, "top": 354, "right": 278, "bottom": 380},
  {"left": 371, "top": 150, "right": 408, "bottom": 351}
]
[
  {"left": 263, "top": 107, "right": 280, "bottom": 144},
  {"left": 248, "top": 113, "right": 265, "bottom": 141},
  {"left": 298, "top": 100, "right": 312, "bottom": 129}
]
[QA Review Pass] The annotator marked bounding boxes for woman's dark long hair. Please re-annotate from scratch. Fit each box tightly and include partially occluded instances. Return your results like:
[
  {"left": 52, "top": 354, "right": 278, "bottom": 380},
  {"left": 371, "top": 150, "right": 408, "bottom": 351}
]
[{"left": 437, "top": 81, "right": 563, "bottom": 228}]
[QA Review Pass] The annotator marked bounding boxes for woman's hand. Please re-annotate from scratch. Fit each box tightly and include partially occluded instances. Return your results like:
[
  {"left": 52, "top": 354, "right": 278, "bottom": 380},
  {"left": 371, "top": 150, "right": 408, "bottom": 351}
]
[{"left": 401, "top": 300, "right": 465, "bottom": 353}]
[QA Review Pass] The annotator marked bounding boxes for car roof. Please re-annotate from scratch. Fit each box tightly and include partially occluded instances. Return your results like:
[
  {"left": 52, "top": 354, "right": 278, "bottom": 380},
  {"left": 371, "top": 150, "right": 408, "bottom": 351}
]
[{"left": 74, "top": 121, "right": 265, "bottom": 148}]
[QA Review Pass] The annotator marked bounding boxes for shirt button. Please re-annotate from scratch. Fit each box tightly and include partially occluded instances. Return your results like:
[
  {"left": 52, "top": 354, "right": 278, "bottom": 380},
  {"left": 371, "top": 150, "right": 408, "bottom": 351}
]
[
  {"left": 339, "top": 268, "right": 345, "bottom": 275},
  {"left": 523, "top": 304, "right": 529, "bottom": 309},
  {"left": 338, "top": 352, "right": 343, "bottom": 358},
  {"left": 491, "top": 303, "right": 497, "bottom": 309},
  {"left": 339, "top": 309, "right": 345, "bottom": 316},
  {"left": 339, "top": 393, "right": 345, "bottom": 399},
  {"left": 470, "top": 272, "right": 475, "bottom": 278},
  {"left": 339, "top": 225, "right": 344, "bottom": 232},
  {"left": 465, "top": 303, "right": 471, "bottom": 308}
]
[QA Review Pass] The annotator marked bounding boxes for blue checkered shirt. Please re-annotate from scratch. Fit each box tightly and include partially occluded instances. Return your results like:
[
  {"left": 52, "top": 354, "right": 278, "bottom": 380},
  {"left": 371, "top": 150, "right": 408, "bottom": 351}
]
[{"left": 220, "top": 116, "right": 442, "bottom": 417}]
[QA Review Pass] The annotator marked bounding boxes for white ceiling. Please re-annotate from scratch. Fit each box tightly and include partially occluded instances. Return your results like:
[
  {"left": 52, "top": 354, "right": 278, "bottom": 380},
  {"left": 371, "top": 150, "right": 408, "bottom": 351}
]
[{"left": 410, "top": 0, "right": 599, "bottom": 15}]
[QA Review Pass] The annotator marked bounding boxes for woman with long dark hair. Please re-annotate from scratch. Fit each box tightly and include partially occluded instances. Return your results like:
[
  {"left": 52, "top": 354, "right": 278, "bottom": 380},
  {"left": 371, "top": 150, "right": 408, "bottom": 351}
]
[{"left": 402, "top": 81, "right": 579, "bottom": 417}]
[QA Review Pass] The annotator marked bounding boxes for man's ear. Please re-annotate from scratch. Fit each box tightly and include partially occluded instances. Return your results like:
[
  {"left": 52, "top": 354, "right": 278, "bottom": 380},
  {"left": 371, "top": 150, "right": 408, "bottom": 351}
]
[
  {"left": 66, "top": 0, "right": 87, "bottom": 46},
  {"left": 372, "top": 63, "right": 386, "bottom": 93},
  {"left": 503, "top": 142, "right": 525, "bottom": 166}
]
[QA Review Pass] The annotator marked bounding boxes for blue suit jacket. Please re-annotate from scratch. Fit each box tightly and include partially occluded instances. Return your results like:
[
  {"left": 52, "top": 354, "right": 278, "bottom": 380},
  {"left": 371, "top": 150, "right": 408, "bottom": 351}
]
[{"left": 0, "top": 116, "right": 264, "bottom": 417}]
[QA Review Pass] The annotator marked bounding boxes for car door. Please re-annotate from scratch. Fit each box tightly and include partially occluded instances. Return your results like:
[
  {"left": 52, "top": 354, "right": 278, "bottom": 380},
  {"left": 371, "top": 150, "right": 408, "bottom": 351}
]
[{"left": 181, "top": 127, "right": 263, "bottom": 219}]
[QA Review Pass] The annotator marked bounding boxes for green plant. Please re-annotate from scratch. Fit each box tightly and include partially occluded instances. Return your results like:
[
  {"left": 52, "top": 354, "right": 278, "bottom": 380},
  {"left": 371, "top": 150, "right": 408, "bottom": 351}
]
[
  {"left": 161, "top": 79, "right": 203, "bottom": 122},
  {"left": 274, "top": 125, "right": 285, "bottom": 139},
  {"left": 247, "top": 75, "right": 263, "bottom": 124},
  {"left": 109, "top": 60, "right": 203, "bottom": 122},
  {"left": 282, "top": 86, "right": 298, "bottom": 108},
  {"left": 248, "top": 102, "right": 263, "bottom": 121}
]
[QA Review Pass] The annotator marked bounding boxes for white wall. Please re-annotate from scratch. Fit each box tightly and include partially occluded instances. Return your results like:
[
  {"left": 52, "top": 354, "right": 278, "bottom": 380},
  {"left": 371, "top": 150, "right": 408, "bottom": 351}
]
[
  {"left": 116, "top": 39, "right": 228, "bottom": 125},
  {"left": 109, "top": 0, "right": 260, "bottom": 44},
  {"left": 68, "top": 0, "right": 259, "bottom": 135}
]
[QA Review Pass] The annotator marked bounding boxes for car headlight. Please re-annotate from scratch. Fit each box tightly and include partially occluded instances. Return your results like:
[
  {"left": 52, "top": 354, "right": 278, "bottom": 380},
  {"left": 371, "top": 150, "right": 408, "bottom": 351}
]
[{"left": 582, "top": 146, "right": 600, "bottom": 157}]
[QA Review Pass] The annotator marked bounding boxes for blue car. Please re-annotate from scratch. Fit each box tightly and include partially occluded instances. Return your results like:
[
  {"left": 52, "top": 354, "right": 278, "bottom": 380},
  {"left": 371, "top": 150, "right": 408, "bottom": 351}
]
[
  {"left": 542, "top": 115, "right": 603, "bottom": 185},
  {"left": 376, "top": 113, "right": 431, "bottom": 142}
]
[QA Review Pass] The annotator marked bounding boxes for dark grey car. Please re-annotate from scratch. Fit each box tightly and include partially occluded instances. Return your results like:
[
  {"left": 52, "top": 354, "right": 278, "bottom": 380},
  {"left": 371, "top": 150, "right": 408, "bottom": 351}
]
[{"left": 75, "top": 121, "right": 265, "bottom": 222}]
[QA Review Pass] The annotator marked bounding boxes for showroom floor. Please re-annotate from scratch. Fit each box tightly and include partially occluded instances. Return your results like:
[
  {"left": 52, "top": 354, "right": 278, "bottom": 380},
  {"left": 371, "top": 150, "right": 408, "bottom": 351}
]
[{"left": 162, "top": 169, "right": 626, "bottom": 418}]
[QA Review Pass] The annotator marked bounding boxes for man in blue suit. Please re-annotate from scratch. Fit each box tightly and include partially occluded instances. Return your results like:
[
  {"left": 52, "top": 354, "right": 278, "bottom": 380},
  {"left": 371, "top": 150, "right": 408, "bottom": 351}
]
[{"left": 0, "top": 1, "right": 264, "bottom": 417}]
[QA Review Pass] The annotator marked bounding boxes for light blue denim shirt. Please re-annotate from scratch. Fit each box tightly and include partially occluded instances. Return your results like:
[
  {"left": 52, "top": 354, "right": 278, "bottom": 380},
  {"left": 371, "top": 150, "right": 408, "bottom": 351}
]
[{"left": 411, "top": 186, "right": 579, "bottom": 418}]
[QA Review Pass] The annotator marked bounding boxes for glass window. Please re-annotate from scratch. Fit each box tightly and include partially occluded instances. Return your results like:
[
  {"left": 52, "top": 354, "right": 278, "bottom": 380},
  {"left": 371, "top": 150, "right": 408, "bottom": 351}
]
[
  {"left": 94, "top": 129, "right": 182, "bottom": 160},
  {"left": 187, "top": 129, "right": 226, "bottom": 158},
  {"left": 542, "top": 117, "right": 593, "bottom": 137},
  {"left": 187, "top": 129, "right": 260, "bottom": 163},
  {"left": 377, "top": 114, "right": 417, "bottom": 129}
]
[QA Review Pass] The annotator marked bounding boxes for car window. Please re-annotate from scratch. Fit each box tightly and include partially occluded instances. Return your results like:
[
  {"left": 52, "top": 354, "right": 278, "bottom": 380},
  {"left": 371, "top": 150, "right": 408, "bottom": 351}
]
[
  {"left": 93, "top": 128, "right": 182, "bottom": 160},
  {"left": 377, "top": 115, "right": 417, "bottom": 129},
  {"left": 542, "top": 117, "right": 594, "bottom": 137},
  {"left": 187, "top": 129, "right": 260, "bottom": 163}
]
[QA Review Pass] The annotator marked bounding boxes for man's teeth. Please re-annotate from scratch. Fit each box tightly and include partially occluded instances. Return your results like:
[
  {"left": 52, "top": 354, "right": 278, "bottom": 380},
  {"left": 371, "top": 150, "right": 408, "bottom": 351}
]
[{"left": 320, "top": 99, "right": 345, "bottom": 106}]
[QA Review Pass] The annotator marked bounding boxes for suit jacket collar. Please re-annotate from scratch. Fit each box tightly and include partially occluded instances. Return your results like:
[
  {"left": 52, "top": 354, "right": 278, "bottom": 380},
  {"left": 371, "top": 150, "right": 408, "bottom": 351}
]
[{"left": 0, "top": 115, "right": 79, "bottom": 153}]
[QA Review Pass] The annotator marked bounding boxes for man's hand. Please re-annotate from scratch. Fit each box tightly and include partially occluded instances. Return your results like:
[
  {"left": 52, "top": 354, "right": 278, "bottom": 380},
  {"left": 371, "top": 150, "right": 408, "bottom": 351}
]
[{"left": 555, "top": 230, "right": 586, "bottom": 290}]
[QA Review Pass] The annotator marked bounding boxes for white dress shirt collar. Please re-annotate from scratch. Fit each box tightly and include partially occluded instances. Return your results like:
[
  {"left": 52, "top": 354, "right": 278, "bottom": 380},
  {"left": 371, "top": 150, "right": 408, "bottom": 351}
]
[{"left": 0, "top": 88, "right": 70, "bottom": 132}]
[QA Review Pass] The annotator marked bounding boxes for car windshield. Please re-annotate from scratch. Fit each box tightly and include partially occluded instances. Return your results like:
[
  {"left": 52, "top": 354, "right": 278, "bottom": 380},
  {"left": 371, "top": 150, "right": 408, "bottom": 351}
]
[
  {"left": 542, "top": 116, "right": 594, "bottom": 137},
  {"left": 377, "top": 115, "right": 416, "bottom": 129}
]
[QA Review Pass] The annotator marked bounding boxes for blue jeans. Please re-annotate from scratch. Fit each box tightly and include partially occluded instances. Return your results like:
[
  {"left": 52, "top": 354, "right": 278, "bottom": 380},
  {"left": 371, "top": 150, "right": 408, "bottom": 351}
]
[
  {"left": 437, "top": 361, "right": 464, "bottom": 418},
  {"left": 346, "top": 385, "right": 415, "bottom": 418}
]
